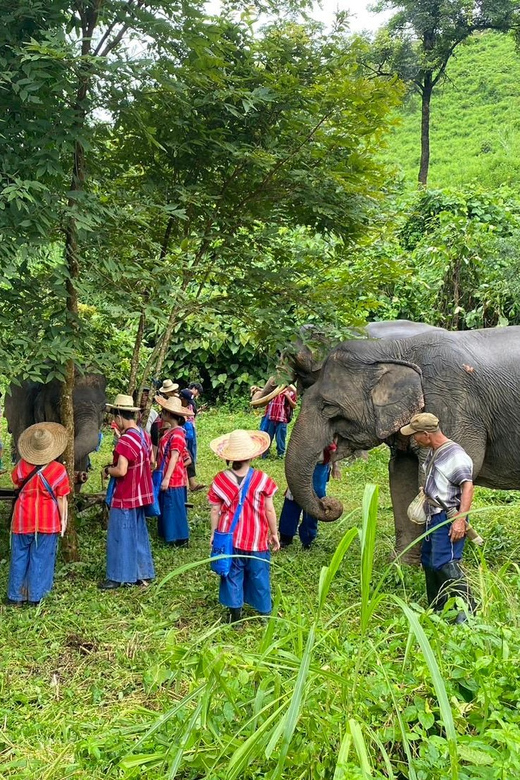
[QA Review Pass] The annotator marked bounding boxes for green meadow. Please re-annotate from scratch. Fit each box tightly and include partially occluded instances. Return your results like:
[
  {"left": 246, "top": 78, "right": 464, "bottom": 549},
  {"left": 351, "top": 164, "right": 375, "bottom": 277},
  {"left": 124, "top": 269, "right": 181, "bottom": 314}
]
[
  {"left": 387, "top": 32, "right": 520, "bottom": 190},
  {"left": 1, "top": 409, "right": 520, "bottom": 779}
]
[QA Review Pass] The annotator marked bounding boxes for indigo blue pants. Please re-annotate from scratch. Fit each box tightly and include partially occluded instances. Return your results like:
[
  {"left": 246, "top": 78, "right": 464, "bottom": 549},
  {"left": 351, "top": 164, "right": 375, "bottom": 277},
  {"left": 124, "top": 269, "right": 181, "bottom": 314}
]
[
  {"left": 421, "top": 511, "right": 466, "bottom": 570},
  {"left": 158, "top": 486, "right": 189, "bottom": 543},
  {"left": 259, "top": 414, "right": 269, "bottom": 432},
  {"left": 106, "top": 507, "right": 155, "bottom": 583},
  {"left": 8, "top": 532, "right": 59, "bottom": 602},
  {"left": 279, "top": 463, "right": 330, "bottom": 547},
  {"left": 263, "top": 420, "right": 287, "bottom": 457},
  {"left": 219, "top": 548, "right": 272, "bottom": 613}
]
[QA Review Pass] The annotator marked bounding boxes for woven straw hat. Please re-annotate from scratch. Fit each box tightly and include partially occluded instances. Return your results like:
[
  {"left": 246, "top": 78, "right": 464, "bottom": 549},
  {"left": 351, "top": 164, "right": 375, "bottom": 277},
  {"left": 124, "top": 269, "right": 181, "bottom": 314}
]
[
  {"left": 210, "top": 429, "right": 270, "bottom": 460},
  {"left": 106, "top": 393, "right": 140, "bottom": 412},
  {"left": 158, "top": 379, "right": 179, "bottom": 396},
  {"left": 155, "top": 395, "right": 194, "bottom": 417},
  {"left": 18, "top": 422, "right": 69, "bottom": 466}
]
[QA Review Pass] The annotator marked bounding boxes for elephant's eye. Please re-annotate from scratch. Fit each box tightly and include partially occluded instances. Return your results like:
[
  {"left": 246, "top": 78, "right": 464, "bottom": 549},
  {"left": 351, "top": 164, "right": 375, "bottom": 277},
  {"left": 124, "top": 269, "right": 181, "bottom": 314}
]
[{"left": 321, "top": 400, "right": 340, "bottom": 419}]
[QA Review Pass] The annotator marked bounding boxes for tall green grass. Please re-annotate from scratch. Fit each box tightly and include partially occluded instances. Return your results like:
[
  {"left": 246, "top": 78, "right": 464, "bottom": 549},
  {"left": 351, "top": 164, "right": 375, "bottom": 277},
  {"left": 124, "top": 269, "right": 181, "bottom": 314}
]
[{"left": 115, "top": 484, "right": 490, "bottom": 779}]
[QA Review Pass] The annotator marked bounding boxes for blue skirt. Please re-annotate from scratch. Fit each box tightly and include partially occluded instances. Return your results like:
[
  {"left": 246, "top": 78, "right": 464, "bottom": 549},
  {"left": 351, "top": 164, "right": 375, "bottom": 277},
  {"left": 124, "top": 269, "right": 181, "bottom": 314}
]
[
  {"left": 106, "top": 507, "right": 155, "bottom": 583},
  {"left": 219, "top": 548, "right": 272, "bottom": 613},
  {"left": 158, "top": 487, "right": 189, "bottom": 543}
]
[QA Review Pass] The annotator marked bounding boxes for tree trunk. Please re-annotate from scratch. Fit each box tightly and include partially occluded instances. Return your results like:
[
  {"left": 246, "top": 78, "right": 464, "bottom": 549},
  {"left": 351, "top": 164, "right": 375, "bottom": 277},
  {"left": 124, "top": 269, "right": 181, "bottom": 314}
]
[
  {"left": 62, "top": 218, "right": 80, "bottom": 561},
  {"left": 418, "top": 74, "right": 433, "bottom": 186},
  {"left": 128, "top": 310, "right": 146, "bottom": 397}
]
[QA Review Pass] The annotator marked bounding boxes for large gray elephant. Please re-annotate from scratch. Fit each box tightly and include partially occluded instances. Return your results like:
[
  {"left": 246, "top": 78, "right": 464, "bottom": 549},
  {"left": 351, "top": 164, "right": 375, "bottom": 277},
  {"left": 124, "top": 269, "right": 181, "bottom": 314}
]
[
  {"left": 285, "top": 326, "right": 520, "bottom": 564},
  {"left": 251, "top": 320, "right": 444, "bottom": 403},
  {"left": 5, "top": 372, "right": 107, "bottom": 482}
]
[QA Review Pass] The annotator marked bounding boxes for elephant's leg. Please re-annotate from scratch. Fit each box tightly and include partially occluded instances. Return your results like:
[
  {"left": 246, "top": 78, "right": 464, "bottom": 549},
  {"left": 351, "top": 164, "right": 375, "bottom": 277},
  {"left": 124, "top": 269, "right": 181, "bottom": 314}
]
[{"left": 388, "top": 451, "right": 422, "bottom": 565}]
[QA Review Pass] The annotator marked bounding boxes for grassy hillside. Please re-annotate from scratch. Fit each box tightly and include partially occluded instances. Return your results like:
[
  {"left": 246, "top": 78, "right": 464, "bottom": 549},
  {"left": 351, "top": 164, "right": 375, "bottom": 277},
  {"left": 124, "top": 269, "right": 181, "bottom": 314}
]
[{"left": 386, "top": 32, "right": 520, "bottom": 189}]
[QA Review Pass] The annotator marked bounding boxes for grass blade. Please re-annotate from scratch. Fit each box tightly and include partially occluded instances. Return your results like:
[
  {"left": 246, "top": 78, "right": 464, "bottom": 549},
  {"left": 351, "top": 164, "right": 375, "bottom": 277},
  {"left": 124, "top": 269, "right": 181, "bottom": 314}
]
[
  {"left": 318, "top": 527, "right": 358, "bottom": 612},
  {"left": 348, "top": 718, "right": 373, "bottom": 777},
  {"left": 393, "top": 596, "right": 459, "bottom": 779},
  {"left": 360, "top": 484, "right": 379, "bottom": 632},
  {"left": 270, "top": 624, "right": 316, "bottom": 779}
]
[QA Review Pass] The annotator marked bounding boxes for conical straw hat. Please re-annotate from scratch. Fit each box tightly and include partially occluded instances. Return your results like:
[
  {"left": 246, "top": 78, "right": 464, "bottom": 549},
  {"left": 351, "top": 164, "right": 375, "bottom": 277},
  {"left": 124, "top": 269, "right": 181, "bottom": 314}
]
[
  {"left": 158, "top": 379, "right": 179, "bottom": 396},
  {"left": 155, "top": 395, "right": 194, "bottom": 417},
  {"left": 106, "top": 393, "right": 140, "bottom": 412},
  {"left": 18, "top": 422, "right": 69, "bottom": 466},
  {"left": 210, "top": 429, "right": 270, "bottom": 461}
]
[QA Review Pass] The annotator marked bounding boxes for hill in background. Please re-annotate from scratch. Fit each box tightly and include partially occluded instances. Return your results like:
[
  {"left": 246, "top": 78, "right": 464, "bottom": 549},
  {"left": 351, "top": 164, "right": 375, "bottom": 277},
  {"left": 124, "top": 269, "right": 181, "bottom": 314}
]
[{"left": 386, "top": 32, "right": 520, "bottom": 190}]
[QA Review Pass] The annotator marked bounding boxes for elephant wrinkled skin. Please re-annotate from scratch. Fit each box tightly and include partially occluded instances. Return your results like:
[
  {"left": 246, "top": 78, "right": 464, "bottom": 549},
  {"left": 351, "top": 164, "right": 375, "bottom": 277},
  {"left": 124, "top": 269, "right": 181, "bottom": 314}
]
[
  {"left": 285, "top": 326, "right": 520, "bottom": 565},
  {"left": 252, "top": 320, "right": 444, "bottom": 398},
  {"left": 5, "top": 373, "right": 107, "bottom": 481}
]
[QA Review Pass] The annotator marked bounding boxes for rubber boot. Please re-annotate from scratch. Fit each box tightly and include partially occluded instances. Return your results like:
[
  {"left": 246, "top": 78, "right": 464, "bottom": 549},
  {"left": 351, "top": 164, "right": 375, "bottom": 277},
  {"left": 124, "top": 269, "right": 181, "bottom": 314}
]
[
  {"left": 438, "top": 560, "right": 476, "bottom": 622},
  {"left": 229, "top": 607, "right": 243, "bottom": 623},
  {"left": 424, "top": 566, "right": 443, "bottom": 610}
]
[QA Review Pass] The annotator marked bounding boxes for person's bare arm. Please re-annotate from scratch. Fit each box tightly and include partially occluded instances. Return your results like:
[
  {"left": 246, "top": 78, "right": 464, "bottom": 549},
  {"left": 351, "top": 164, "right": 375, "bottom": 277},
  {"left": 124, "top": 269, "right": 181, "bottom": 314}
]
[
  {"left": 450, "top": 480, "right": 474, "bottom": 541},
  {"left": 58, "top": 495, "right": 68, "bottom": 537},
  {"left": 265, "top": 495, "right": 280, "bottom": 551},
  {"left": 285, "top": 392, "right": 297, "bottom": 409},
  {"left": 161, "top": 450, "right": 179, "bottom": 491},
  {"left": 210, "top": 503, "right": 221, "bottom": 546},
  {"left": 106, "top": 455, "right": 128, "bottom": 479}
]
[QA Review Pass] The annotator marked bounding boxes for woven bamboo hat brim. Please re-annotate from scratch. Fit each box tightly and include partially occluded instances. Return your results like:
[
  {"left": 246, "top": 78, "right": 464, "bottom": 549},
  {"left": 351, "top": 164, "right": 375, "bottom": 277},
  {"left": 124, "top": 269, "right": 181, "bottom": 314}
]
[
  {"left": 18, "top": 422, "right": 69, "bottom": 466},
  {"left": 250, "top": 384, "right": 287, "bottom": 408},
  {"left": 155, "top": 395, "right": 194, "bottom": 417},
  {"left": 106, "top": 393, "right": 140, "bottom": 412},
  {"left": 210, "top": 429, "right": 270, "bottom": 460},
  {"left": 158, "top": 379, "right": 179, "bottom": 396}
]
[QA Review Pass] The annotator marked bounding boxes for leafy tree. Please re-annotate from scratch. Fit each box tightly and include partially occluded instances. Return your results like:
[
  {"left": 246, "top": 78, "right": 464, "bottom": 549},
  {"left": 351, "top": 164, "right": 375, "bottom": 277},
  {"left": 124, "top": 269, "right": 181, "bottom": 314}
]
[
  {"left": 372, "top": 0, "right": 518, "bottom": 185},
  {"left": 95, "top": 19, "right": 402, "bottom": 398}
]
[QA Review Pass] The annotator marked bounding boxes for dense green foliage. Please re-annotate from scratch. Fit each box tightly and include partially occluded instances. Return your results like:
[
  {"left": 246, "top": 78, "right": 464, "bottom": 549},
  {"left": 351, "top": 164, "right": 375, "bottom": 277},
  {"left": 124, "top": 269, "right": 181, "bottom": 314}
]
[{"left": 2, "top": 411, "right": 520, "bottom": 778}]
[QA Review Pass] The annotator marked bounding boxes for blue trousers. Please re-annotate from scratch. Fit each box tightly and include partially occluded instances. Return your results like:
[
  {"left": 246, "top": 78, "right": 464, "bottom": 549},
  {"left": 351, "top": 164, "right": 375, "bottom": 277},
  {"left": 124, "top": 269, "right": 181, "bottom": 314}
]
[
  {"left": 8, "top": 532, "right": 59, "bottom": 602},
  {"left": 219, "top": 549, "right": 272, "bottom": 613},
  {"left": 421, "top": 511, "right": 466, "bottom": 570},
  {"left": 259, "top": 414, "right": 269, "bottom": 432},
  {"left": 106, "top": 507, "right": 155, "bottom": 583},
  {"left": 158, "top": 486, "right": 189, "bottom": 543},
  {"left": 263, "top": 420, "right": 287, "bottom": 457},
  {"left": 279, "top": 463, "right": 330, "bottom": 547}
]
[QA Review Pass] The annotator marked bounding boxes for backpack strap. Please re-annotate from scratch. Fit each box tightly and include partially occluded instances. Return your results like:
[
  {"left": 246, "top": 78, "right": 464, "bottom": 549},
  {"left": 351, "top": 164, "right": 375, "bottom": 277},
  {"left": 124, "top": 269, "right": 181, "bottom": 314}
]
[
  {"left": 39, "top": 471, "right": 59, "bottom": 508},
  {"left": 228, "top": 468, "right": 254, "bottom": 535}
]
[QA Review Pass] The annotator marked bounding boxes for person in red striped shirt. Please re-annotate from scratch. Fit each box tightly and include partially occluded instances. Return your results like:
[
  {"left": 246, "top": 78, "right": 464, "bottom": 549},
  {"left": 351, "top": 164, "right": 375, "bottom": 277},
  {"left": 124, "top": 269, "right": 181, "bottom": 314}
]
[
  {"left": 100, "top": 394, "right": 155, "bottom": 590},
  {"left": 208, "top": 429, "right": 279, "bottom": 623},
  {"left": 155, "top": 395, "right": 194, "bottom": 546},
  {"left": 7, "top": 422, "right": 70, "bottom": 606},
  {"left": 263, "top": 385, "right": 297, "bottom": 458}
]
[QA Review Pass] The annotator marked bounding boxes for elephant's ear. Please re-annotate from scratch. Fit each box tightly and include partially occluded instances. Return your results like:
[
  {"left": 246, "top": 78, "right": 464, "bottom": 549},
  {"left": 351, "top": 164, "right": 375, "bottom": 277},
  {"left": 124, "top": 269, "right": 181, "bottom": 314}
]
[{"left": 371, "top": 362, "right": 424, "bottom": 440}]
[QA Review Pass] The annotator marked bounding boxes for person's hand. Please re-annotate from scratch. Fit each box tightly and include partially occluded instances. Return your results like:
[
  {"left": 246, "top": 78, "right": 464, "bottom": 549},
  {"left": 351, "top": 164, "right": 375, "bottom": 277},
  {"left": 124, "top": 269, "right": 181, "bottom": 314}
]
[
  {"left": 161, "top": 478, "right": 169, "bottom": 491},
  {"left": 269, "top": 531, "right": 280, "bottom": 551},
  {"left": 449, "top": 517, "right": 467, "bottom": 542},
  {"left": 210, "top": 531, "right": 214, "bottom": 547},
  {"left": 60, "top": 516, "right": 68, "bottom": 538},
  {"left": 104, "top": 466, "right": 111, "bottom": 479}
]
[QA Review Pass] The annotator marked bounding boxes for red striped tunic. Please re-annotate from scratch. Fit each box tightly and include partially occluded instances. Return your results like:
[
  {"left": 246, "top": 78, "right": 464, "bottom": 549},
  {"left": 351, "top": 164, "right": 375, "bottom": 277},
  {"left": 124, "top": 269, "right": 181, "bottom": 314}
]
[
  {"left": 112, "top": 427, "right": 154, "bottom": 509},
  {"left": 12, "top": 460, "right": 70, "bottom": 534},
  {"left": 158, "top": 427, "right": 188, "bottom": 488},
  {"left": 208, "top": 469, "right": 277, "bottom": 551},
  {"left": 267, "top": 389, "right": 297, "bottom": 423}
]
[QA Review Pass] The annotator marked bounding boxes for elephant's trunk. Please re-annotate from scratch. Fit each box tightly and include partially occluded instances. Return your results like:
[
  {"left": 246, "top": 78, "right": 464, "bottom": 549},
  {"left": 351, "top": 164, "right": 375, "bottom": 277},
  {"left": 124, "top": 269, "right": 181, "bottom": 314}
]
[{"left": 285, "top": 393, "right": 343, "bottom": 522}]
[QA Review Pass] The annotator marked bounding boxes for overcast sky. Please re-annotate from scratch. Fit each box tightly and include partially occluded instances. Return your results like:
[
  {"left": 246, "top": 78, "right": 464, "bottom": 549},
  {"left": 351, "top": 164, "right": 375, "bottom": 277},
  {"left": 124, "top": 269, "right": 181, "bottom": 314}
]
[
  {"left": 309, "top": 0, "right": 391, "bottom": 32},
  {"left": 205, "top": 1, "right": 392, "bottom": 33}
]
